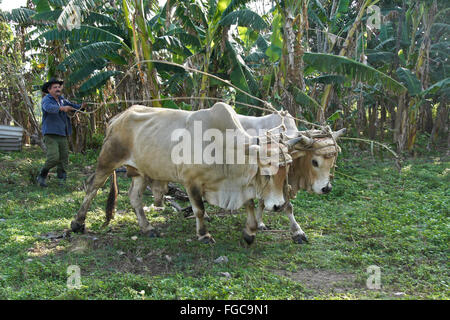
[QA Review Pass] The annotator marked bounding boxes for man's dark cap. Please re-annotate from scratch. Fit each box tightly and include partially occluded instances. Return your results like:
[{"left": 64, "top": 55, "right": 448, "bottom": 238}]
[{"left": 42, "top": 78, "right": 64, "bottom": 93}]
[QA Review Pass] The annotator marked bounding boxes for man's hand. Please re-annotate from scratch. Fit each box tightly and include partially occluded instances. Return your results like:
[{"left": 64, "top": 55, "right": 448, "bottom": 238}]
[
  {"left": 59, "top": 105, "right": 76, "bottom": 112},
  {"left": 80, "top": 102, "right": 88, "bottom": 111}
]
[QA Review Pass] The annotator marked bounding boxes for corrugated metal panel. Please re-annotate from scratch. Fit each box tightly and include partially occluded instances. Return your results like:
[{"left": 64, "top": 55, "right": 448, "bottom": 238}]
[{"left": 0, "top": 125, "right": 23, "bottom": 151}]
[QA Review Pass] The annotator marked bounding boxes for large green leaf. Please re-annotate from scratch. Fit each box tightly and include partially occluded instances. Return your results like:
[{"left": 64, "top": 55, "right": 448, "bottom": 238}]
[
  {"left": 165, "top": 28, "right": 202, "bottom": 48},
  {"left": 306, "top": 75, "right": 346, "bottom": 85},
  {"left": 245, "top": 52, "right": 267, "bottom": 64},
  {"left": 336, "top": 0, "right": 350, "bottom": 15},
  {"left": 221, "top": 0, "right": 248, "bottom": 18},
  {"left": 153, "top": 36, "right": 193, "bottom": 57},
  {"left": 431, "top": 23, "right": 450, "bottom": 31},
  {"left": 303, "top": 52, "right": 407, "bottom": 94},
  {"left": 255, "top": 35, "right": 268, "bottom": 51},
  {"left": 78, "top": 70, "right": 123, "bottom": 94},
  {"left": 421, "top": 78, "right": 450, "bottom": 97},
  {"left": 374, "top": 37, "right": 395, "bottom": 50},
  {"left": 327, "top": 110, "right": 343, "bottom": 123},
  {"left": 225, "top": 40, "right": 259, "bottom": 107},
  {"left": 366, "top": 51, "right": 396, "bottom": 64},
  {"left": 66, "top": 58, "right": 107, "bottom": 86},
  {"left": 1, "top": 8, "right": 36, "bottom": 24},
  {"left": 33, "top": 0, "right": 51, "bottom": 13},
  {"left": 265, "top": 13, "right": 282, "bottom": 62},
  {"left": 309, "top": 0, "right": 330, "bottom": 27},
  {"left": 292, "top": 86, "right": 321, "bottom": 111},
  {"left": 431, "top": 41, "right": 450, "bottom": 52},
  {"left": 83, "top": 12, "right": 119, "bottom": 26},
  {"left": 58, "top": 41, "right": 122, "bottom": 71},
  {"left": 32, "top": 9, "right": 62, "bottom": 22},
  {"left": 40, "top": 25, "right": 124, "bottom": 43},
  {"left": 219, "top": 9, "right": 268, "bottom": 30},
  {"left": 396, "top": 67, "right": 422, "bottom": 96}
]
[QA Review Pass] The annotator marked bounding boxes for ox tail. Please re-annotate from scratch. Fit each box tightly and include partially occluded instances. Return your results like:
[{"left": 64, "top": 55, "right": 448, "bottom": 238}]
[{"left": 104, "top": 171, "right": 118, "bottom": 227}]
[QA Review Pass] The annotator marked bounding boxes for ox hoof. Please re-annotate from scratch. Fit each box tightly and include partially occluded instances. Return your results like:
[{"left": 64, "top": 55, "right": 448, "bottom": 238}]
[
  {"left": 242, "top": 229, "right": 256, "bottom": 245},
  {"left": 258, "top": 224, "right": 269, "bottom": 231},
  {"left": 292, "top": 233, "right": 308, "bottom": 244},
  {"left": 144, "top": 229, "right": 160, "bottom": 238},
  {"left": 70, "top": 221, "right": 85, "bottom": 233},
  {"left": 198, "top": 235, "right": 215, "bottom": 244}
]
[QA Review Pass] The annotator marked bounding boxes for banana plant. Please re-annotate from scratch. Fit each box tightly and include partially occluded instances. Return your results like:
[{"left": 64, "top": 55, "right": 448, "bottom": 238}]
[{"left": 164, "top": 0, "right": 268, "bottom": 109}]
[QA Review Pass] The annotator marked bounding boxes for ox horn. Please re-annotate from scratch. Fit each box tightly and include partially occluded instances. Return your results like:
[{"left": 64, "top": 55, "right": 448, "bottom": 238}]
[
  {"left": 331, "top": 128, "right": 346, "bottom": 140},
  {"left": 286, "top": 134, "right": 314, "bottom": 150}
]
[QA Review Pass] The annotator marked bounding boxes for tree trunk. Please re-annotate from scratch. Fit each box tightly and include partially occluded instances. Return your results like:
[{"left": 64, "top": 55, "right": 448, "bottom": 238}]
[
  {"left": 394, "top": 93, "right": 409, "bottom": 152},
  {"left": 379, "top": 104, "right": 386, "bottom": 141},
  {"left": 428, "top": 99, "right": 449, "bottom": 150},
  {"left": 368, "top": 103, "right": 377, "bottom": 140},
  {"left": 321, "top": 0, "right": 371, "bottom": 119}
]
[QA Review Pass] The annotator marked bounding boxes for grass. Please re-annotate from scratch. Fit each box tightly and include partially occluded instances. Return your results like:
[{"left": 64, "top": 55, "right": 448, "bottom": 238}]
[{"left": 0, "top": 142, "right": 448, "bottom": 300}]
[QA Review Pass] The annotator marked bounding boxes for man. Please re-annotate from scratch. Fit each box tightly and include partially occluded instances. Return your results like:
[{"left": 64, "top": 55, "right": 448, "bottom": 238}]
[{"left": 36, "top": 78, "right": 86, "bottom": 187}]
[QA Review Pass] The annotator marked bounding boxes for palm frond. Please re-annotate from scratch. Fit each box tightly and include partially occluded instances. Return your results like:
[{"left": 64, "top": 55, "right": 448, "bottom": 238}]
[
  {"left": 366, "top": 51, "right": 396, "bottom": 64},
  {"left": 165, "top": 28, "right": 202, "bottom": 48},
  {"left": 245, "top": 52, "right": 267, "bottom": 64},
  {"left": 396, "top": 67, "right": 422, "bottom": 96},
  {"left": 292, "top": 87, "right": 321, "bottom": 111},
  {"left": 153, "top": 36, "right": 193, "bottom": 57},
  {"left": 78, "top": 70, "right": 123, "bottom": 95},
  {"left": 374, "top": 37, "right": 395, "bottom": 50},
  {"left": 303, "top": 52, "right": 407, "bottom": 94},
  {"left": 222, "top": 0, "right": 250, "bottom": 18},
  {"left": 225, "top": 40, "right": 259, "bottom": 108},
  {"left": 187, "top": 1, "right": 208, "bottom": 27},
  {"left": 309, "top": 0, "right": 330, "bottom": 25},
  {"left": 306, "top": 75, "right": 346, "bottom": 85},
  {"left": 48, "top": 0, "right": 70, "bottom": 6},
  {"left": 219, "top": 9, "right": 268, "bottom": 30},
  {"left": 431, "top": 41, "right": 450, "bottom": 52},
  {"left": 34, "top": 0, "right": 51, "bottom": 13},
  {"left": 66, "top": 58, "right": 108, "bottom": 86},
  {"left": 83, "top": 11, "right": 119, "bottom": 26},
  {"left": 40, "top": 25, "right": 124, "bottom": 43},
  {"left": 255, "top": 35, "right": 269, "bottom": 51},
  {"left": 32, "top": 9, "right": 63, "bottom": 23},
  {"left": 1, "top": 8, "right": 36, "bottom": 24},
  {"left": 422, "top": 77, "right": 450, "bottom": 98},
  {"left": 58, "top": 41, "right": 122, "bottom": 71}
]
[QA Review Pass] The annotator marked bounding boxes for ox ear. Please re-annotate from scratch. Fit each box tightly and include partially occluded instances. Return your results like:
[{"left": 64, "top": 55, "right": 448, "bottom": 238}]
[
  {"left": 286, "top": 134, "right": 314, "bottom": 150},
  {"left": 332, "top": 128, "right": 346, "bottom": 140}
]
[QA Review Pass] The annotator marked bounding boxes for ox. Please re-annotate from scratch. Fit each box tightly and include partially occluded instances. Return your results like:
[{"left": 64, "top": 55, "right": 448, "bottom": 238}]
[
  {"left": 71, "top": 103, "right": 292, "bottom": 243},
  {"left": 236, "top": 112, "right": 345, "bottom": 244},
  {"left": 142, "top": 109, "right": 345, "bottom": 245}
]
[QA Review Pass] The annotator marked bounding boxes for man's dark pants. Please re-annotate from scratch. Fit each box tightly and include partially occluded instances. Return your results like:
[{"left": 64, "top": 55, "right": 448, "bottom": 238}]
[{"left": 38, "top": 134, "right": 69, "bottom": 185}]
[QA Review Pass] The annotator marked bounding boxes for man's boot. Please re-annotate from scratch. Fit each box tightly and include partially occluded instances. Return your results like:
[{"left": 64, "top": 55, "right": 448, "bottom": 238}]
[
  {"left": 57, "top": 170, "right": 67, "bottom": 186},
  {"left": 36, "top": 168, "right": 49, "bottom": 187}
]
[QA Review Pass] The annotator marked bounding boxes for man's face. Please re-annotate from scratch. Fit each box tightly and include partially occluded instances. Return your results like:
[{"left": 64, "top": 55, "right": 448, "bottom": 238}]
[{"left": 48, "top": 83, "right": 62, "bottom": 96}]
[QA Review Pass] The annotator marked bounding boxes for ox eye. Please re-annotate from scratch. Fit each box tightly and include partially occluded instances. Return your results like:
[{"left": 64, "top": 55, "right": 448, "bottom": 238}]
[{"left": 312, "top": 160, "right": 319, "bottom": 167}]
